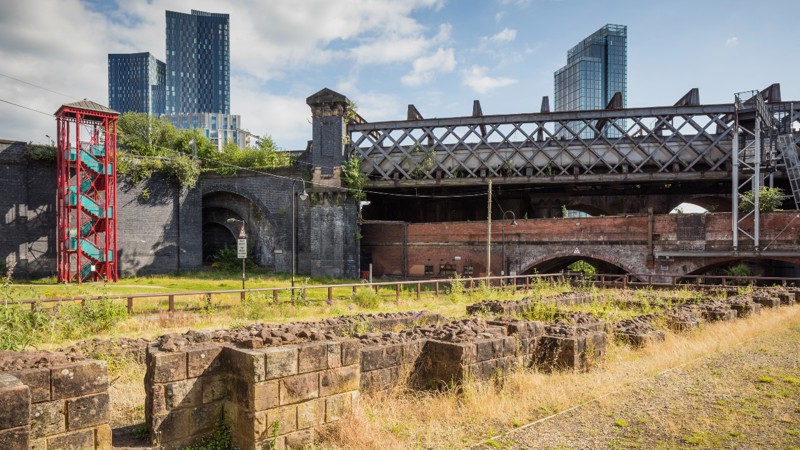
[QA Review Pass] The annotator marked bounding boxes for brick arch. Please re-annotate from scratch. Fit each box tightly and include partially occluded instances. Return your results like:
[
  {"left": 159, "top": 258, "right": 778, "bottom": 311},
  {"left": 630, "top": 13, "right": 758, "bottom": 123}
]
[
  {"left": 669, "top": 195, "right": 731, "bottom": 213},
  {"left": 682, "top": 257, "right": 800, "bottom": 278},
  {"left": 519, "top": 251, "right": 645, "bottom": 281},
  {"left": 201, "top": 185, "right": 279, "bottom": 268}
]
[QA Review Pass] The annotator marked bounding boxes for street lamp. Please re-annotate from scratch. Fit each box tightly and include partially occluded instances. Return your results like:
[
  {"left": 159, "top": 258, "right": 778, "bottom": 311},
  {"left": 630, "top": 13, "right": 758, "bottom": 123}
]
[
  {"left": 291, "top": 179, "right": 309, "bottom": 289},
  {"left": 226, "top": 218, "right": 246, "bottom": 289},
  {"left": 501, "top": 210, "right": 518, "bottom": 277}
]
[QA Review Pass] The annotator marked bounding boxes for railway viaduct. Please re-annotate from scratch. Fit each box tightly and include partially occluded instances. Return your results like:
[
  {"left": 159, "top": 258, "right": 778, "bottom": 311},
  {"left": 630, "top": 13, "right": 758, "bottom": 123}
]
[{"left": 2, "top": 86, "right": 800, "bottom": 280}]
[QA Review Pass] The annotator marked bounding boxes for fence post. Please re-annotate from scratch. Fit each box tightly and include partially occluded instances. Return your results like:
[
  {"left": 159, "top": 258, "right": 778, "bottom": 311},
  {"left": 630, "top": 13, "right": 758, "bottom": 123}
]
[
  {"left": 352, "top": 285, "right": 357, "bottom": 297},
  {"left": 240, "top": 290, "right": 246, "bottom": 303},
  {"left": 127, "top": 297, "right": 133, "bottom": 314},
  {"left": 395, "top": 283, "right": 401, "bottom": 303},
  {"left": 435, "top": 281, "right": 440, "bottom": 297},
  {"left": 273, "top": 290, "right": 279, "bottom": 303},
  {"left": 168, "top": 295, "right": 175, "bottom": 318},
  {"left": 328, "top": 287, "right": 333, "bottom": 304},
  {"left": 416, "top": 282, "right": 421, "bottom": 300},
  {"left": 623, "top": 275, "right": 628, "bottom": 289}
]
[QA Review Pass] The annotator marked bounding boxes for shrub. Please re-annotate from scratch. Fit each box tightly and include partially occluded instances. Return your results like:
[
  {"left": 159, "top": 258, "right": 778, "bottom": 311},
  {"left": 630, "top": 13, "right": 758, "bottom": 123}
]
[
  {"left": 739, "top": 187, "right": 784, "bottom": 213},
  {"left": 0, "top": 301, "right": 53, "bottom": 350},
  {"left": 57, "top": 298, "right": 128, "bottom": 340},
  {"left": 353, "top": 287, "right": 380, "bottom": 309}
]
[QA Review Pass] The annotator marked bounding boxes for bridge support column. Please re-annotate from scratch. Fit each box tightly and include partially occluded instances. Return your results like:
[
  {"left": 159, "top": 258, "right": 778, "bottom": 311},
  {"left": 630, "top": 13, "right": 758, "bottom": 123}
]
[{"left": 307, "top": 88, "right": 349, "bottom": 175}]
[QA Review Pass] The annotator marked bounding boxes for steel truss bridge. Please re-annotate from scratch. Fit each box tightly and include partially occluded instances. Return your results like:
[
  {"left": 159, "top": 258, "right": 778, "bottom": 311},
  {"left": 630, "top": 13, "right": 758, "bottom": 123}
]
[{"left": 349, "top": 85, "right": 800, "bottom": 189}]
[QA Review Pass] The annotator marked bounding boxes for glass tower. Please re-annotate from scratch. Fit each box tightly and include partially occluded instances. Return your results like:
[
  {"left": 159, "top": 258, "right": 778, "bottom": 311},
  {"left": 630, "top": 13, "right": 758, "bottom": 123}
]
[
  {"left": 107, "top": 52, "right": 166, "bottom": 116},
  {"left": 165, "top": 9, "right": 230, "bottom": 115},
  {"left": 554, "top": 24, "right": 627, "bottom": 137}
]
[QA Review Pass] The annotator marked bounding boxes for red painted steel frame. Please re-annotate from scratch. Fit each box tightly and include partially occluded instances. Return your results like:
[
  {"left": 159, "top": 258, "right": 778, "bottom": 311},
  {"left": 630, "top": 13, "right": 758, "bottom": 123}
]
[{"left": 55, "top": 104, "right": 119, "bottom": 283}]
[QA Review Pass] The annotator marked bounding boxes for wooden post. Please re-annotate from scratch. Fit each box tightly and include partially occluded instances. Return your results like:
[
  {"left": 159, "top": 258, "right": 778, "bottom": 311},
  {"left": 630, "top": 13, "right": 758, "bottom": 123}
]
[
  {"left": 240, "top": 290, "right": 246, "bottom": 303},
  {"left": 168, "top": 295, "right": 175, "bottom": 318},
  {"left": 395, "top": 283, "right": 401, "bottom": 303},
  {"left": 435, "top": 281, "right": 440, "bottom": 297},
  {"left": 273, "top": 290, "right": 279, "bottom": 303},
  {"left": 127, "top": 297, "right": 133, "bottom": 314},
  {"left": 327, "top": 287, "right": 333, "bottom": 304},
  {"left": 416, "top": 282, "right": 421, "bottom": 300},
  {"left": 352, "top": 285, "right": 357, "bottom": 297}
]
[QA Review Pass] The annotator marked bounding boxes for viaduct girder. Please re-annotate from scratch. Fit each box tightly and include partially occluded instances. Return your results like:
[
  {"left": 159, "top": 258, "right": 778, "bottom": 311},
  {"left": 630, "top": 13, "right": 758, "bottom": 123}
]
[{"left": 350, "top": 95, "right": 800, "bottom": 188}]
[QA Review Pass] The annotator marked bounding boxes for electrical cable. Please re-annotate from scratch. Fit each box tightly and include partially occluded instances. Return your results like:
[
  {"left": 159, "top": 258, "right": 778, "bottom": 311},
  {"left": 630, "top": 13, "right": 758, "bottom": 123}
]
[{"left": 0, "top": 72, "right": 79, "bottom": 100}]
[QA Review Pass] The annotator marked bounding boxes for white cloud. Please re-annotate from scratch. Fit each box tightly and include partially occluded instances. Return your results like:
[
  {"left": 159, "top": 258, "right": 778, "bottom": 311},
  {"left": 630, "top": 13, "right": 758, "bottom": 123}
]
[
  {"left": 461, "top": 65, "right": 518, "bottom": 94},
  {"left": 401, "top": 48, "right": 456, "bottom": 86},
  {"left": 0, "top": 0, "right": 448, "bottom": 148},
  {"left": 486, "top": 27, "right": 517, "bottom": 44},
  {"left": 725, "top": 36, "right": 739, "bottom": 47}
]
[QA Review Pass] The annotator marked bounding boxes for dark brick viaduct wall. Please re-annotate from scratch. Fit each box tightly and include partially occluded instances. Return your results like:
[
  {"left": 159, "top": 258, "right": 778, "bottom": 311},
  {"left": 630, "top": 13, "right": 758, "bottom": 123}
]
[{"left": 0, "top": 141, "right": 358, "bottom": 280}]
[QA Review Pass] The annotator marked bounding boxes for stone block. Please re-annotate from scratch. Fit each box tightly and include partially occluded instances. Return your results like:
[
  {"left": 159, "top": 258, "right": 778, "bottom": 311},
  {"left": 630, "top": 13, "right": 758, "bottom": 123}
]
[
  {"left": 284, "top": 428, "right": 315, "bottom": 449},
  {"left": 0, "top": 426, "right": 30, "bottom": 450},
  {"left": 47, "top": 428, "right": 94, "bottom": 450},
  {"left": 361, "top": 344, "right": 403, "bottom": 372},
  {"left": 186, "top": 345, "right": 224, "bottom": 378},
  {"left": 226, "top": 347, "right": 266, "bottom": 383},
  {"left": 252, "top": 381, "right": 279, "bottom": 411},
  {"left": 265, "top": 346, "right": 298, "bottom": 380},
  {"left": 151, "top": 408, "right": 191, "bottom": 443},
  {"left": 778, "top": 292, "right": 796, "bottom": 306},
  {"left": 361, "top": 366, "right": 401, "bottom": 393},
  {"left": 95, "top": 423, "right": 112, "bottom": 450},
  {"left": 535, "top": 332, "right": 607, "bottom": 372},
  {"left": 230, "top": 406, "right": 268, "bottom": 448},
  {"left": 148, "top": 384, "right": 167, "bottom": 416},
  {"left": 202, "top": 375, "right": 227, "bottom": 404},
  {"left": 296, "top": 398, "right": 325, "bottom": 430},
  {"left": 10, "top": 368, "right": 50, "bottom": 403},
  {"left": 0, "top": 374, "right": 30, "bottom": 429},
  {"left": 476, "top": 339, "right": 505, "bottom": 362},
  {"left": 30, "top": 437, "right": 46, "bottom": 450},
  {"left": 268, "top": 405, "right": 297, "bottom": 435},
  {"left": 319, "top": 366, "right": 359, "bottom": 397},
  {"left": 615, "top": 330, "right": 666, "bottom": 348},
  {"left": 701, "top": 309, "right": 737, "bottom": 322},
  {"left": 280, "top": 373, "right": 319, "bottom": 405},
  {"left": 414, "top": 340, "right": 476, "bottom": 389},
  {"left": 752, "top": 295, "right": 780, "bottom": 309},
  {"left": 298, "top": 342, "right": 327, "bottom": 373},
  {"left": 470, "top": 359, "right": 498, "bottom": 381},
  {"left": 401, "top": 340, "right": 424, "bottom": 364},
  {"left": 191, "top": 401, "right": 223, "bottom": 434},
  {"left": 729, "top": 302, "right": 761, "bottom": 318},
  {"left": 340, "top": 340, "right": 360, "bottom": 366},
  {"left": 30, "top": 400, "right": 65, "bottom": 438},
  {"left": 67, "top": 392, "right": 109, "bottom": 430},
  {"left": 327, "top": 343, "right": 342, "bottom": 369},
  {"left": 165, "top": 378, "right": 202, "bottom": 410},
  {"left": 325, "top": 392, "right": 352, "bottom": 423},
  {"left": 146, "top": 349, "right": 187, "bottom": 384}
]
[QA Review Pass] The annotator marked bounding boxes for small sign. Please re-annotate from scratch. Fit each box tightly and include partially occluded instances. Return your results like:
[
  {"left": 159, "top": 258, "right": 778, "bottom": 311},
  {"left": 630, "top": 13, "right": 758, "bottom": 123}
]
[
  {"left": 572, "top": 247, "right": 581, "bottom": 255},
  {"left": 237, "top": 239, "right": 247, "bottom": 259},
  {"left": 238, "top": 224, "right": 247, "bottom": 239}
]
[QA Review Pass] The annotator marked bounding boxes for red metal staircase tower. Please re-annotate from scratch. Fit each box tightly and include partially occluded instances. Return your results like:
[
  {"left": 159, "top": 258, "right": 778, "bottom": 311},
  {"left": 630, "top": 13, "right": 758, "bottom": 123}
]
[{"left": 56, "top": 100, "right": 119, "bottom": 283}]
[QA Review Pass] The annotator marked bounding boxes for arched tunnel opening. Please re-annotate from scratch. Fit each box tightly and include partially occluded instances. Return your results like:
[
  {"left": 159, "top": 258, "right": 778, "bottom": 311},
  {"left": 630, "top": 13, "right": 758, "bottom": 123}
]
[
  {"left": 202, "top": 191, "right": 275, "bottom": 268},
  {"left": 522, "top": 256, "right": 629, "bottom": 276},
  {"left": 683, "top": 258, "right": 800, "bottom": 282}
]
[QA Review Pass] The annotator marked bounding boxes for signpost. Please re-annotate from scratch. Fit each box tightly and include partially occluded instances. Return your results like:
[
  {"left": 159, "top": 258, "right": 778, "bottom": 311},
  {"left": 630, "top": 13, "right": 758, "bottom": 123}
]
[{"left": 237, "top": 224, "right": 247, "bottom": 289}]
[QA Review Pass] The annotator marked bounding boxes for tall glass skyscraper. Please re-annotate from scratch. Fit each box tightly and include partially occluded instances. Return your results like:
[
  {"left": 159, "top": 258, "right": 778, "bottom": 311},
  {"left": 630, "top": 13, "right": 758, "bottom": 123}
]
[
  {"left": 107, "top": 52, "right": 166, "bottom": 116},
  {"left": 554, "top": 24, "right": 627, "bottom": 137},
  {"left": 165, "top": 9, "right": 230, "bottom": 115}
]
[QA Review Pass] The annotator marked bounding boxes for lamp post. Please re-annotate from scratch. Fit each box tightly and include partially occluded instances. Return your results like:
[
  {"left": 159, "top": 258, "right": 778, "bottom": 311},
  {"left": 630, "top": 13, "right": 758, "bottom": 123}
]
[
  {"left": 501, "top": 210, "right": 518, "bottom": 277},
  {"left": 226, "top": 218, "right": 247, "bottom": 289},
  {"left": 291, "top": 179, "right": 309, "bottom": 290}
]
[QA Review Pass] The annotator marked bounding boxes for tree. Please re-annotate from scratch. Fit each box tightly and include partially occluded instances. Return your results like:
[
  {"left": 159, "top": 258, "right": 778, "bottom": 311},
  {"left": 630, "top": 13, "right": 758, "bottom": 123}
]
[
  {"left": 739, "top": 187, "right": 785, "bottom": 213},
  {"left": 117, "top": 113, "right": 177, "bottom": 155}
]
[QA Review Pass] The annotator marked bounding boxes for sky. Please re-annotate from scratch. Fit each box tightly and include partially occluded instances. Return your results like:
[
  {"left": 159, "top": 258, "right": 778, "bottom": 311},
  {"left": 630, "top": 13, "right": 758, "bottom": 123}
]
[{"left": 1, "top": 0, "right": 799, "bottom": 150}]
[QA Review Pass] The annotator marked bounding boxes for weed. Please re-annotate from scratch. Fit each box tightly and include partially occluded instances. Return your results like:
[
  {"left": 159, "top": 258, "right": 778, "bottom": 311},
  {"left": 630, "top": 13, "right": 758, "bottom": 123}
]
[
  {"left": 614, "top": 418, "right": 629, "bottom": 427},
  {"left": 353, "top": 287, "right": 380, "bottom": 309},
  {"left": 757, "top": 376, "right": 775, "bottom": 384},
  {"left": 485, "top": 439, "right": 502, "bottom": 448},
  {"left": 781, "top": 377, "right": 800, "bottom": 384},
  {"left": 183, "top": 422, "right": 231, "bottom": 450}
]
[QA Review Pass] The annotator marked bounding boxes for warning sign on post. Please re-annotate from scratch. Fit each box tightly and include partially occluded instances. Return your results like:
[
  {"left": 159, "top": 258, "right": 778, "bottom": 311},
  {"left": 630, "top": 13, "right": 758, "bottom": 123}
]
[{"left": 237, "top": 239, "right": 247, "bottom": 259}]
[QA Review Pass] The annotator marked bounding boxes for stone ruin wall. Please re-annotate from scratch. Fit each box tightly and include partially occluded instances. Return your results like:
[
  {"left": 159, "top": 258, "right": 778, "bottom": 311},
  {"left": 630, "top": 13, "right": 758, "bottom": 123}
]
[{"left": 1, "top": 287, "right": 799, "bottom": 449}]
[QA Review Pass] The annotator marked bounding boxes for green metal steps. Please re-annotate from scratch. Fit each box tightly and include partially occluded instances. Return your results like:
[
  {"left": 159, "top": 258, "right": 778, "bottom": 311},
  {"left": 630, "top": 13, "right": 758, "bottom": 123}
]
[
  {"left": 64, "top": 147, "right": 112, "bottom": 174},
  {"left": 65, "top": 189, "right": 113, "bottom": 218}
]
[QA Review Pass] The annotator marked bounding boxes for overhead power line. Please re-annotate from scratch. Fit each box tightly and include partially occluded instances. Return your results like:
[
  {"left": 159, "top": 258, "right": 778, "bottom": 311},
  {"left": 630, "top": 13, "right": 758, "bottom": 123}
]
[{"left": 0, "top": 72, "right": 79, "bottom": 100}]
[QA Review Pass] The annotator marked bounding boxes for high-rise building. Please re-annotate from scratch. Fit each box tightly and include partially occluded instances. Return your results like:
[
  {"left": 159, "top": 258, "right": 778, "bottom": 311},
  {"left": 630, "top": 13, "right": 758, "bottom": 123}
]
[
  {"left": 554, "top": 24, "right": 627, "bottom": 137},
  {"left": 165, "top": 112, "right": 245, "bottom": 151},
  {"left": 107, "top": 52, "right": 166, "bottom": 116},
  {"left": 165, "top": 9, "right": 230, "bottom": 115}
]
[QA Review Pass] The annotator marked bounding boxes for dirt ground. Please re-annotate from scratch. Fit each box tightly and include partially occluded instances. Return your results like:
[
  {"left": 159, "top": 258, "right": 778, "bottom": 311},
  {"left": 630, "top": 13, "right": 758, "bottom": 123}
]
[{"left": 476, "top": 314, "right": 800, "bottom": 449}]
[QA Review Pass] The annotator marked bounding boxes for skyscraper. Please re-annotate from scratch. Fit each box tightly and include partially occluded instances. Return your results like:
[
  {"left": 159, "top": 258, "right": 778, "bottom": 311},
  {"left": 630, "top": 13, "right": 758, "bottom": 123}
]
[
  {"left": 165, "top": 9, "right": 230, "bottom": 115},
  {"left": 554, "top": 24, "right": 627, "bottom": 136},
  {"left": 107, "top": 52, "right": 166, "bottom": 116}
]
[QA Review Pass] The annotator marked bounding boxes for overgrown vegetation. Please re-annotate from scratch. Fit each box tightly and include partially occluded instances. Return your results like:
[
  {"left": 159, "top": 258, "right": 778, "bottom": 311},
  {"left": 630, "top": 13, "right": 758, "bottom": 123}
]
[
  {"left": 210, "top": 244, "right": 257, "bottom": 272},
  {"left": 25, "top": 144, "right": 57, "bottom": 161},
  {"left": 739, "top": 186, "right": 785, "bottom": 213},
  {"left": 341, "top": 155, "right": 367, "bottom": 201},
  {"left": 116, "top": 112, "right": 293, "bottom": 188},
  {"left": 353, "top": 287, "right": 381, "bottom": 309}
]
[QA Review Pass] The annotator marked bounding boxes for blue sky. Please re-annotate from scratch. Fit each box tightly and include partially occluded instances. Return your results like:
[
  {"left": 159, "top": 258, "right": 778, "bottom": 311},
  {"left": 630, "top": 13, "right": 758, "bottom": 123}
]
[{"left": 1, "top": 0, "right": 798, "bottom": 149}]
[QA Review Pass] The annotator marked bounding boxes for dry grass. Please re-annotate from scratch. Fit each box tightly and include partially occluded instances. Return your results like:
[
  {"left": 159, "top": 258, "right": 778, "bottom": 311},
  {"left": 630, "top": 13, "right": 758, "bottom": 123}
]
[{"left": 316, "top": 306, "right": 800, "bottom": 449}]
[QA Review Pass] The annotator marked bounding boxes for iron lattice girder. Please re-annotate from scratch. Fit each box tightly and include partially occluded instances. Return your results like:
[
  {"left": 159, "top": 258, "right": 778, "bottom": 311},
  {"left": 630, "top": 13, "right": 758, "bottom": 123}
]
[{"left": 350, "top": 102, "right": 800, "bottom": 185}]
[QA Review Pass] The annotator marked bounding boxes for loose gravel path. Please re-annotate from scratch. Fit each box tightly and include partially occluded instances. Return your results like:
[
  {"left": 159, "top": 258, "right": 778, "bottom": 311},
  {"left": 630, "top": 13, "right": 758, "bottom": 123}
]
[{"left": 478, "top": 313, "right": 800, "bottom": 449}]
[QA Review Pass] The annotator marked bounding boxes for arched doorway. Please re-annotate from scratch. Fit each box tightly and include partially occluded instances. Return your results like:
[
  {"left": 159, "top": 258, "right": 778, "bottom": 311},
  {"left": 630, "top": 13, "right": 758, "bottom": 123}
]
[{"left": 202, "top": 190, "right": 277, "bottom": 268}]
